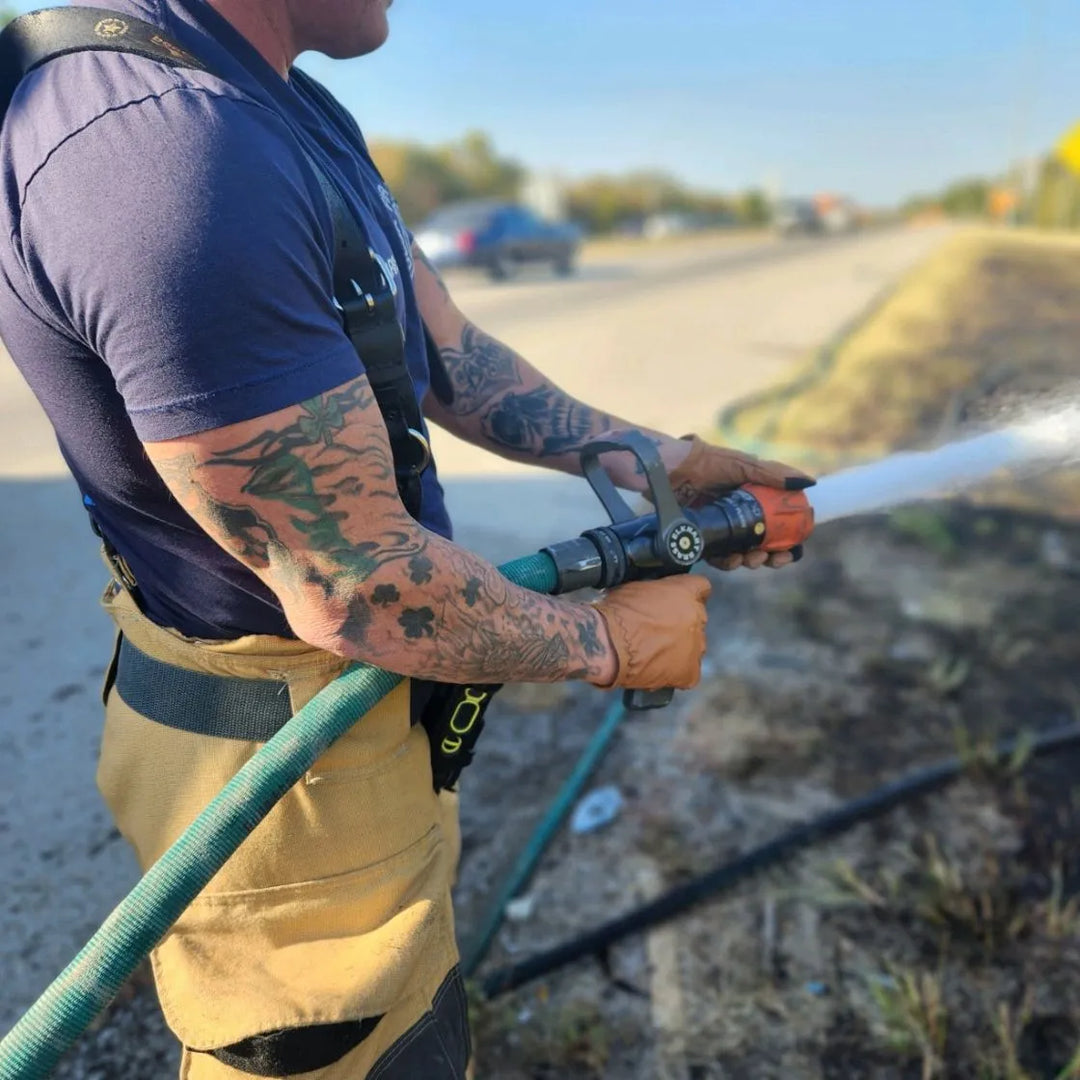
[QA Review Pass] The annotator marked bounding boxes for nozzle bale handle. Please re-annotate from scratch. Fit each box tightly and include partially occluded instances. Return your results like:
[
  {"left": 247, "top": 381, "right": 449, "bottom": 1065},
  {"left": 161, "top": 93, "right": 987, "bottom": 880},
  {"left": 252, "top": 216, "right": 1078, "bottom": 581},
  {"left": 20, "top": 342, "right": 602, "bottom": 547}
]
[
  {"left": 578, "top": 431, "right": 685, "bottom": 530},
  {"left": 576, "top": 435, "right": 701, "bottom": 713}
]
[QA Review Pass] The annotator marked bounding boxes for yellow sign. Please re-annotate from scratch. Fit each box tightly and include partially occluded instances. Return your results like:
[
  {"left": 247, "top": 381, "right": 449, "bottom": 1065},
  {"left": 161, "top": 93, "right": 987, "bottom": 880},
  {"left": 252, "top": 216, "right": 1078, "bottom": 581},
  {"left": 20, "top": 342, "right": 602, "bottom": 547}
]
[
  {"left": 1057, "top": 123, "right": 1080, "bottom": 176},
  {"left": 988, "top": 187, "right": 1019, "bottom": 220}
]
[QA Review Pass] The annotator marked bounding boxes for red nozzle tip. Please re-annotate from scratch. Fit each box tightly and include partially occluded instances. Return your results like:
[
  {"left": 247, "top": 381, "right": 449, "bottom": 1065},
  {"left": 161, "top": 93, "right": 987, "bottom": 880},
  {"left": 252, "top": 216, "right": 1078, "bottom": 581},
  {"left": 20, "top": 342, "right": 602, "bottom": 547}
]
[{"left": 741, "top": 484, "right": 815, "bottom": 552}]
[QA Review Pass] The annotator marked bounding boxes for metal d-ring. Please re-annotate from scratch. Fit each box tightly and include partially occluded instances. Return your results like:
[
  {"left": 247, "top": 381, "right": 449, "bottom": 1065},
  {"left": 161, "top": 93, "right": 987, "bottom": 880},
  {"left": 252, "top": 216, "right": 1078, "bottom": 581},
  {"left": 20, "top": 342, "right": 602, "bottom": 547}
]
[{"left": 406, "top": 428, "right": 432, "bottom": 473}]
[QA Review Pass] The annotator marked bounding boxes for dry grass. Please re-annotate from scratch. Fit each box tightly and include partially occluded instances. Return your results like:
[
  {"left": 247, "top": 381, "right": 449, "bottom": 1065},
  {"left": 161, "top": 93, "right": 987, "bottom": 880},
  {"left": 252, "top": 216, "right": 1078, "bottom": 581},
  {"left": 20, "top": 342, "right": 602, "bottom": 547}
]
[
  {"left": 713, "top": 226, "right": 1080, "bottom": 516},
  {"left": 868, "top": 967, "right": 949, "bottom": 1079}
]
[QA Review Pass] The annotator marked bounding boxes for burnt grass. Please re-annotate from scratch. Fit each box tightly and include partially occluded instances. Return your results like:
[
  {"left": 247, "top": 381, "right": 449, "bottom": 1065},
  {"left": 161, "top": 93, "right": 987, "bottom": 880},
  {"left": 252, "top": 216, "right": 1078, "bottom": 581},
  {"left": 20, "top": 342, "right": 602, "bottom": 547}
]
[{"left": 463, "top": 504, "right": 1080, "bottom": 1079}]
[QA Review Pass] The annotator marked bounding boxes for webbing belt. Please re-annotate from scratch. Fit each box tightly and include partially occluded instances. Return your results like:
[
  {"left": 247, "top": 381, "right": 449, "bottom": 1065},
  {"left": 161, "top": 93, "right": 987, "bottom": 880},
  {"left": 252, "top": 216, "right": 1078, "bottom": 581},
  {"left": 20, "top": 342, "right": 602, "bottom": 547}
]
[
  {"left": 112, "top": 633, "right": 437, "bottom": 737},
  {"left": 114, "top": 635, "right": 293, "bottom": 741},
  {"left": 111, "top": 628, "right": 494, "bottom": 792}
]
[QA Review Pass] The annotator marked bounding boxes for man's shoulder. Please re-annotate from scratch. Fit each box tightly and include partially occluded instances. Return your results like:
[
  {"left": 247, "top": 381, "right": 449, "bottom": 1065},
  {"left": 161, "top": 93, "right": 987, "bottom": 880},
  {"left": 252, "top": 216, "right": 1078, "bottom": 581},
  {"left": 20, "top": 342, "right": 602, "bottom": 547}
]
[{"left": 3, "top": 48, "right": 273, "bottom": 204}]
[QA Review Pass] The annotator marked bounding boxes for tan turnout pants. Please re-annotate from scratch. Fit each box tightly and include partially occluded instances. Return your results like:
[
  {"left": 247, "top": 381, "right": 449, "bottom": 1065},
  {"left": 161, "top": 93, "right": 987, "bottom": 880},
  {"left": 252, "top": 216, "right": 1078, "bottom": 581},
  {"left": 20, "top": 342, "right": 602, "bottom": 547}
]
[{"left": 96, "top": 584, "right": 469, "bottom": 1078}]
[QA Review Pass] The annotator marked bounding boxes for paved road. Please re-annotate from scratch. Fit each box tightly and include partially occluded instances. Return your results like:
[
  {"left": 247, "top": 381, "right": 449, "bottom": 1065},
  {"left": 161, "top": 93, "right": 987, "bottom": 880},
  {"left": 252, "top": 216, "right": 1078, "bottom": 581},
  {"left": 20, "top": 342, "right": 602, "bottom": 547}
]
[
  {"left": 0, "top": 224, "right": 951, "bottom": 1028},
  {"left": 435, "top": 225, "right": 952, "bottom": 559}
]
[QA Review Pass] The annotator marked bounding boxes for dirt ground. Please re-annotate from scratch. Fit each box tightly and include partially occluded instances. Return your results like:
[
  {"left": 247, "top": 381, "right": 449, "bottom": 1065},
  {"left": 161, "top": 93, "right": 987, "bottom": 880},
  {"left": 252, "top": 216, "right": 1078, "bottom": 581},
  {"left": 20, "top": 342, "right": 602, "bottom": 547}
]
[
  {"left": 49, "top": 500, "right": 1080, "bottom": 1080},
  {"left": 461, "top": 229, "right": 1080, "bottom": 1079},
  {"left": 464, "top": 503, "right": 1080, "bottom": 1080}
]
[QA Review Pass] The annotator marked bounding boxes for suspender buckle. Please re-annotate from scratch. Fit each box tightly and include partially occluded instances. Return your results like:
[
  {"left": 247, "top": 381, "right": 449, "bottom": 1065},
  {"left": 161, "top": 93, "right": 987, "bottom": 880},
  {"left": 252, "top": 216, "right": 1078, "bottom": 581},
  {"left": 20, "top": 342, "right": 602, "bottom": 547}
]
[{"left": 401, "top": 428, "right": 431, "bottom": 475}]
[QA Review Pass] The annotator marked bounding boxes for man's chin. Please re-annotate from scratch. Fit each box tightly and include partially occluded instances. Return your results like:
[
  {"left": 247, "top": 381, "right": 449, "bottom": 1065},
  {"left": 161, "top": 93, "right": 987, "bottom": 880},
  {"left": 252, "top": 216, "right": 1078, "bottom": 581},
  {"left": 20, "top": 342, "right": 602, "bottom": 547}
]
[{"left": 323, "top": 28, "right": 389, "bottom": 58}]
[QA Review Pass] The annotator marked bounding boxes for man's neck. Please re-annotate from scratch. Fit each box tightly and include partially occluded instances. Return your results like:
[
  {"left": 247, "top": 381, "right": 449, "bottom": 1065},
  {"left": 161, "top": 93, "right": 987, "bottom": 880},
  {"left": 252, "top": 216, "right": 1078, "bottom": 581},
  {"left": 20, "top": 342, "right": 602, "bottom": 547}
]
[{"left": 204, "top": 0, "right": 296, "bottom": 78}]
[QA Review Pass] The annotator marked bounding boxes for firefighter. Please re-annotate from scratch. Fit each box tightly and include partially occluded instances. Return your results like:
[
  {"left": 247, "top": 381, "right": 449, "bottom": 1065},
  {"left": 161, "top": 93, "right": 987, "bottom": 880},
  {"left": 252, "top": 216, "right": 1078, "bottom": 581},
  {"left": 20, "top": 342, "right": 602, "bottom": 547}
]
[{"left": 0, "top": 1, "right": 810, "bottom": 1074}]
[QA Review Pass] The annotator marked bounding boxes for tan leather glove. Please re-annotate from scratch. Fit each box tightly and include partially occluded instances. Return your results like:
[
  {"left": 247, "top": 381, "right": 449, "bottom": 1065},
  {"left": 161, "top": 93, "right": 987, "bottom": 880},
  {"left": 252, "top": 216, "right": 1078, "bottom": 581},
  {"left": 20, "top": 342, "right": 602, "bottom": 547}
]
[
  {"left": 667, "top": 435, "right": 815, "bottom": 570},
  {"left": 589, "top": 575, "right": 711, "bottom": 691}
]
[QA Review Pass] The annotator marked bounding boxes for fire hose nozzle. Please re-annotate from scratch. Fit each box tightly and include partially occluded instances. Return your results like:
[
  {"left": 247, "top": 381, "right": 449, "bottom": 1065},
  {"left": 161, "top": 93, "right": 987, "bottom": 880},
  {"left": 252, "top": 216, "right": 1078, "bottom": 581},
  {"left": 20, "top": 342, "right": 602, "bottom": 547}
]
[{"left": 541, "top": 437, "right": 816, "bottom": 710}]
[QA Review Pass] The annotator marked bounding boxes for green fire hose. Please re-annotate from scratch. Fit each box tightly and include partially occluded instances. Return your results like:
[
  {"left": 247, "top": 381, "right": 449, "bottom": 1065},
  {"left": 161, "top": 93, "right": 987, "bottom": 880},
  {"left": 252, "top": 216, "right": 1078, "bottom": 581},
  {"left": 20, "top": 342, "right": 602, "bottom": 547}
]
[{"left": 0, "top": 552, "right": 558, "bottom": 1080}]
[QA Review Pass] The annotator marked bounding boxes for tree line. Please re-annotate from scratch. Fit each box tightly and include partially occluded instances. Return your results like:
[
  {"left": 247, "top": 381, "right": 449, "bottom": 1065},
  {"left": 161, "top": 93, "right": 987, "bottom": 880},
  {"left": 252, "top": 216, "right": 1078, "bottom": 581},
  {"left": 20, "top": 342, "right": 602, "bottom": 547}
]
[
  {"left": 4, "top": 9, "right": 1077, "bottom": 233},
  {"left": 901, "top": 154, "right": 1080, "bottom": 230},
  {"left": 368, "top": 129, "right": 770, "bottom": 233}
]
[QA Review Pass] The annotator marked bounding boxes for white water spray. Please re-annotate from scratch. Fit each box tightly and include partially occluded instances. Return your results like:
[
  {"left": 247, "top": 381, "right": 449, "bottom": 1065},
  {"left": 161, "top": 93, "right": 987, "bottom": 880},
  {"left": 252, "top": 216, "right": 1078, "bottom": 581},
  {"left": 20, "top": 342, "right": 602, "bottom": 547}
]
[{"left": 809, "top": 406, "right": 1080, "bottom": 525}]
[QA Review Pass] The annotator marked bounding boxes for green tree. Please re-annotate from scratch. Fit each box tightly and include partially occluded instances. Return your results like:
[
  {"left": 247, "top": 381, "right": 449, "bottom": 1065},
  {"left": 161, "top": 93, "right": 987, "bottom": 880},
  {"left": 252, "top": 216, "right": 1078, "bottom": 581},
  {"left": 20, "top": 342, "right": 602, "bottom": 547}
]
[
  {"left": 1028, "top": 155, "right": 1080, "bottom": 230},
  {"left": 899, "top": 193, "right": 939, "bottom": 217},
  {"left": 369, "top": 140, "right": 466, "bottom": 225},
  {"left": 371, "top": 128, "right": 742, "bottom": 235},
  {"left": 368, "top": 130, "right": 523, "bottom": 226},
  {"left": 939, "top": 178, "right": 990, "bottom": 217},
  {"left": 437, "top": 130, "right": 523, "bottom": 202},
  {"left": 737, "top": 188, "right": 771, "bottom": 226},
  {"left": 564, "top": 170, "right": 734, "bottom": 234}
]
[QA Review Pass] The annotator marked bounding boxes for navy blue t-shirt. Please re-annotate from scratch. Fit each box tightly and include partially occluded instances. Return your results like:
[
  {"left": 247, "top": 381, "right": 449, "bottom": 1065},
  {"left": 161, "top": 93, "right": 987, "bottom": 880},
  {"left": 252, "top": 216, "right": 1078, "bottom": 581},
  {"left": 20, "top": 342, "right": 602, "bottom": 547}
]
[{"left": 0, "top": 0, "right": 452, "bottom": 638}]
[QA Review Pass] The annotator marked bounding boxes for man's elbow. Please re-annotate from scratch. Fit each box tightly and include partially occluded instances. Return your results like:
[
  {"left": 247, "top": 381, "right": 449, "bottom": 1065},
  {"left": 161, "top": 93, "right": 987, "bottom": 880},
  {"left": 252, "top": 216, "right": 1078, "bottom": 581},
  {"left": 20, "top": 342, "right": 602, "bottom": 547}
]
[
  {"left": 281, "top": 598, "right": 349, "bottom": 658},
  {"left": 276, "top": 582, "right": 409, "bottom": 671}
]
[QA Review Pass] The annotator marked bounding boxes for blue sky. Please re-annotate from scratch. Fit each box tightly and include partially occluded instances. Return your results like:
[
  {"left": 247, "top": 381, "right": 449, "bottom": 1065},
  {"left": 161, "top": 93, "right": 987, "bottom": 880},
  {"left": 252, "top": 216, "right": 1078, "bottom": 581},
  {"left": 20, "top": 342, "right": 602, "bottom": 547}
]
[
  {"left": 307, "top": 0, "right": 1080, "bottom": 206},
  {"left": 16, "top": 2, "right": 1080, "bottom": 205}
]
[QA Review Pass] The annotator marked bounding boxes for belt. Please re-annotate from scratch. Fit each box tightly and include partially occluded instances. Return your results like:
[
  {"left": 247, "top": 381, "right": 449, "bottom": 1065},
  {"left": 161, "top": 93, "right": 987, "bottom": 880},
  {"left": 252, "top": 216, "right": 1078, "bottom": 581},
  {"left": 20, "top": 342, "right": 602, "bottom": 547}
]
[
  {"left": 114, "top": 635, "right": 293, "bottom": 741},
  {"left": 113, "top": 635, "right": 434, "bottom": 741}
]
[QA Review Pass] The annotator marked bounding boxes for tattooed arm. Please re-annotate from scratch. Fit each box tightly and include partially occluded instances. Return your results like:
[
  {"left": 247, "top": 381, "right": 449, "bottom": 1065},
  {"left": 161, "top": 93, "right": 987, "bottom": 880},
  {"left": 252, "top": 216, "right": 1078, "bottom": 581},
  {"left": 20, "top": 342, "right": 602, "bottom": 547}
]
[
  {"left": 413, "top": 243, "right": 693, "bottom": 490},
  {"left": 145, "top": 375, "right": 616, "bottom": 685}
]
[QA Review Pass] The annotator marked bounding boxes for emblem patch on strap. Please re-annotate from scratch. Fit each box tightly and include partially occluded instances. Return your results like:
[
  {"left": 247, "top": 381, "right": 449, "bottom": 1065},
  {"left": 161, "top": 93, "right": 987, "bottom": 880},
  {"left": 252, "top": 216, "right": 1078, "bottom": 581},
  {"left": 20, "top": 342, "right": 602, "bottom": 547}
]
[{"left": 93, "top": 17, "right": 128, "bottom": 39}]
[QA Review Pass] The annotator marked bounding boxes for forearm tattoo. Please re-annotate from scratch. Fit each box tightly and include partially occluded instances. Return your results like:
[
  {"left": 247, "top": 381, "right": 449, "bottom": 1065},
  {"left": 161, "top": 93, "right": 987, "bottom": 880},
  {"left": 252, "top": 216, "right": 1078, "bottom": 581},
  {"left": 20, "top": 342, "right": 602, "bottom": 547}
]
[
  {"left": 437, "top": 322, "right": 616, "bottom": 461},
  {"left": 438, "top": 324, "right": 524, "bottom": 414},
  {"left": 482, "top": 386, "right": 600, "bottom": 457},
  {"left": 153, "top": 379, "right": 611, "bottom": 684}
]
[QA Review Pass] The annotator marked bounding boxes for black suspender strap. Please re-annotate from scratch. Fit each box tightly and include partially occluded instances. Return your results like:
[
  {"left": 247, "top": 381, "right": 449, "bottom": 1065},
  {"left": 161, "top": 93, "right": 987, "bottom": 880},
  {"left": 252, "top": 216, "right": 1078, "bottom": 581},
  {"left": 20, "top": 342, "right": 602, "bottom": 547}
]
[
  {"left": 302, "top": 139, "right": 431, "bottom": 518},
  {"left": 0, "top": 6, "right": 209, "bottom": 113},
  {"left": 0, "top": 6, "right": 435, "bottom": 519},
  {"left": 286, "top": 67, "right": 455, "bottom": 414}
]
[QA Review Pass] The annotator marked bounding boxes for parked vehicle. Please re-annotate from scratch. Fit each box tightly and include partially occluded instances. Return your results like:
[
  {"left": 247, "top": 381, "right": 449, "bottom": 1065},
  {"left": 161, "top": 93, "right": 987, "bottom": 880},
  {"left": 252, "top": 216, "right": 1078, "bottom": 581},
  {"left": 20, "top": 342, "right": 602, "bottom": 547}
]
[{"left": 414, "top": 200, "right": 581, "bottom": 281}]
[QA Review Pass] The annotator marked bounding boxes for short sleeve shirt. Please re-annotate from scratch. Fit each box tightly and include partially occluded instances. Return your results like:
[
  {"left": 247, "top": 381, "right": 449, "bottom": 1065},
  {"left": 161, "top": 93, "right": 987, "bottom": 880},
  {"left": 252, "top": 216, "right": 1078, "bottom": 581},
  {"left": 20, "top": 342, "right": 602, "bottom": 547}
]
[{"left": 0, "top": 0, "right": 452, "bottom": 638}]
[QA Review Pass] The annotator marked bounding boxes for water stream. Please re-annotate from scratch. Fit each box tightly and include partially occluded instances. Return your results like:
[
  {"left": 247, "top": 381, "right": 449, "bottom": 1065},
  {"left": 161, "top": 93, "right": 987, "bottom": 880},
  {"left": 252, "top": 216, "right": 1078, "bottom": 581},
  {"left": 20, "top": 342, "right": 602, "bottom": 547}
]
[{"left": 810, "top": 406, "right": 1080, "bottom": 525}]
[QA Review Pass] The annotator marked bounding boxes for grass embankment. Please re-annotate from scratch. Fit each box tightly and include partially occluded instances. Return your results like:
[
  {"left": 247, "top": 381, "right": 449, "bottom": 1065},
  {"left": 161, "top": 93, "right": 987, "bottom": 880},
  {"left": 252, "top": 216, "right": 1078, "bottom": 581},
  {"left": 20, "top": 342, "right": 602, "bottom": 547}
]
[
  {"left": 714, "top": 227, "right": 1080, "bottom": 516},
  {"left": 467, "top": 227, "right": 1080, "bottom": 1079}
]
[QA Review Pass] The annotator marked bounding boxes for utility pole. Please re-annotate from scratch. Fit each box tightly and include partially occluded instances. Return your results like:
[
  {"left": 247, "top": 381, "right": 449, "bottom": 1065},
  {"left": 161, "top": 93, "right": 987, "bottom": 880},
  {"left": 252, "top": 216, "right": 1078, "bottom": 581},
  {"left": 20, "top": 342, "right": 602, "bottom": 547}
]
[{"left": 1011, "top": 0, "right": 1044, "bottom": 224}]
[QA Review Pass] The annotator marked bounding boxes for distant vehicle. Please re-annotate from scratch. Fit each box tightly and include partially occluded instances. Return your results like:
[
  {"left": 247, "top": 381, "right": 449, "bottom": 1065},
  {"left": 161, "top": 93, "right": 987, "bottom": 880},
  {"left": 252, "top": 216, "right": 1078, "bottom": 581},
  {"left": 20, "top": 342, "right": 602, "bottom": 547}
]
[
  {"left": 773, "top": 198, "right": 823, "bottom": 236},
  {"left": 812, "top": 193, "right": 858, "bottom": 234},
  {"left": 414, "top": 200, "right": 581, "bottom": 282},
  {"left": 643, "top": 211, "right": 703, "bottom": 239},
  {"left": 773, "top": 195, "right": 859, "bottom": 237}
]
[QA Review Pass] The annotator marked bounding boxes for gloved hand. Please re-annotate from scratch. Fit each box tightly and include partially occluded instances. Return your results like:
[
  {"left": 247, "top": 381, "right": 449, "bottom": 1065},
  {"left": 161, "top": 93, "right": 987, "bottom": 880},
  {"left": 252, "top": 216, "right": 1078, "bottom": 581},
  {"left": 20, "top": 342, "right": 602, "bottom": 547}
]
[
  {"left": 666, "top": 435, "right": 815, "bottom": 570},
  {"left": 589, "top": 575, "right": 711, "bottom": 691}
]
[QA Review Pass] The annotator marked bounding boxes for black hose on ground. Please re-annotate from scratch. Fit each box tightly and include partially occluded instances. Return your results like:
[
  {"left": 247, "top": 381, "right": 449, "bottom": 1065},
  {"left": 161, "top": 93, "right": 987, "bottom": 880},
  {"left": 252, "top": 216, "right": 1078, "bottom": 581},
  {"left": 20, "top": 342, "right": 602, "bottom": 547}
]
[{"left": 480, "top": 721, "right": 1080, "bottom": 999}]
